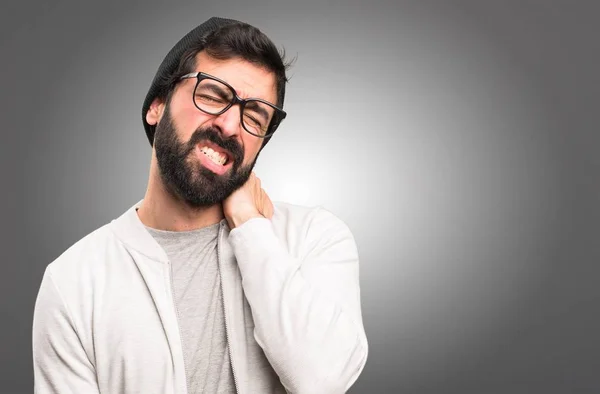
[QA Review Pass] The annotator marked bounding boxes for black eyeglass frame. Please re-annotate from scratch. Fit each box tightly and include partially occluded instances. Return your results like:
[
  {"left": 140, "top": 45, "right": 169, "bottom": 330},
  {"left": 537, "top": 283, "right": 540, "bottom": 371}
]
[{"left": 179, "top": 72, "right": 287, "bottom": 138}]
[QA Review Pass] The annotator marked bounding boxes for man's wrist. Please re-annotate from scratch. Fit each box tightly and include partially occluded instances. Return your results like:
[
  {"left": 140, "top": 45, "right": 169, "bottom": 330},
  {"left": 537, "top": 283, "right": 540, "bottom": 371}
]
[{"left": 227, "top": 210, "right": 264, "bottom": 229}]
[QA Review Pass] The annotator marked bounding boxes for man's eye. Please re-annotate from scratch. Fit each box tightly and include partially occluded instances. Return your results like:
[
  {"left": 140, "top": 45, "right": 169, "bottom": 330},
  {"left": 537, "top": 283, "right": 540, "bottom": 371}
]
[
  {"left": 197, "top": 94, "right": 225, "bottom": 103},
  {"left": 244, "top": 113, "right": 264, "bottom": 128}
]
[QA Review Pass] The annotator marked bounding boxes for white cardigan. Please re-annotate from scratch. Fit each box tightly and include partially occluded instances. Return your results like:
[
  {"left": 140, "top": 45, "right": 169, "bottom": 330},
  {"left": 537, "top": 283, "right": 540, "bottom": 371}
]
[{"left": 33, "top": 200, "right": 368, "bottom": 393}]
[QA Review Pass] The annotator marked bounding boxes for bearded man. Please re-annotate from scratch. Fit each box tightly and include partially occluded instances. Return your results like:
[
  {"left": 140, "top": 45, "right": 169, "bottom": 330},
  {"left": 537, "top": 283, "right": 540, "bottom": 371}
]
[{"left": 33, "top": 17, "right": 368, "bottom": 394}]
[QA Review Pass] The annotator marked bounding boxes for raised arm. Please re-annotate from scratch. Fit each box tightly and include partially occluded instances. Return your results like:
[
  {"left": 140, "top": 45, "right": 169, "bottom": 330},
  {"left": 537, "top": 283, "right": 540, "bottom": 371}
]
[{"left": 229, "top": 208, "right": 369, "bottom": 393}]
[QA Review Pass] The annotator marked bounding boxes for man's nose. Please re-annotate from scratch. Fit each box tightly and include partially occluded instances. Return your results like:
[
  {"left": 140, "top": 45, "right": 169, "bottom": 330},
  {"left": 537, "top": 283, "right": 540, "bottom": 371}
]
[{"left": 212, "top": 104, "right": 243, "bottom": 139}]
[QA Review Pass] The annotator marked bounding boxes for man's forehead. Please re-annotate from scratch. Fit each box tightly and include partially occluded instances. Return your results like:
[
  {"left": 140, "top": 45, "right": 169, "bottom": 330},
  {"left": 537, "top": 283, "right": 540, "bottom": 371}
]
[{"left": 193, "top": 51, "right": 277, "bottom": 102}]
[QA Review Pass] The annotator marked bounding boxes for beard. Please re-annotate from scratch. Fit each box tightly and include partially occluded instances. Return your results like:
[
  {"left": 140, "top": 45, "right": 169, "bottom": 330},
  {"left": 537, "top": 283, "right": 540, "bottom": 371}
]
[{"left": 153, "top": 102, "right": 258, "bottom": 208}]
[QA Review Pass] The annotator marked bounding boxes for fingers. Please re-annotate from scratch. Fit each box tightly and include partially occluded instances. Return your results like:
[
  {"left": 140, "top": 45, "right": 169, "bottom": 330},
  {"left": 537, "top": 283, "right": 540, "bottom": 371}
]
[
  {"left": 254, "top": 173, "right": 261, "bottom": 193},
  {"left": 250, "top": 172, "right": 273, "bottom": 219},
  {"left": 261, "top": 188, "right": 274, "bottom": 219}
]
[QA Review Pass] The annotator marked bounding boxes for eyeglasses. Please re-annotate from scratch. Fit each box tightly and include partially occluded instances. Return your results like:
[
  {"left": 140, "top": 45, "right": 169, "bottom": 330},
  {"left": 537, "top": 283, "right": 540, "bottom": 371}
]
[{"left": 179, "top": 72, "right": 286, "bottom": 138}]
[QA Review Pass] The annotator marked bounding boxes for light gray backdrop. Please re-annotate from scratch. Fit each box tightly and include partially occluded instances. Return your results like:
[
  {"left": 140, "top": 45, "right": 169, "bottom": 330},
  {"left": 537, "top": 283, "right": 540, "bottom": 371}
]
[{"left": 2, "top": 0, "right": 599, "bottom": 393}]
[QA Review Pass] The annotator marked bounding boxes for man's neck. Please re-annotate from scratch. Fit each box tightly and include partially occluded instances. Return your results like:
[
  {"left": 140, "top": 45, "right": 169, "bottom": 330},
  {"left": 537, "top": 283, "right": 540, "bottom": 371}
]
[{"left": 137, "top": 176, "right": 224, "bottom": 232}]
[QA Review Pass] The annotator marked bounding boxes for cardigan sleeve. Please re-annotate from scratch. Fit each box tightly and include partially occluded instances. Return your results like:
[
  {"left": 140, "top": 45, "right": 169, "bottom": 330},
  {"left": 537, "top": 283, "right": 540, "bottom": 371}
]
[
  {"left": 228, "top": 207, "right": 368, "bottom": 393},
  {"left": 32, "top": 269, "right": 100, "bottom": 394}
]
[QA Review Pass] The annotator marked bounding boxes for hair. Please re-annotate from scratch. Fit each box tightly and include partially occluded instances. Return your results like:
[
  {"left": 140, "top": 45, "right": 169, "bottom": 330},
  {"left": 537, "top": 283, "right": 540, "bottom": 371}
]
[{"left": 154, "top": 22, "right": 293, "bottom": 144}]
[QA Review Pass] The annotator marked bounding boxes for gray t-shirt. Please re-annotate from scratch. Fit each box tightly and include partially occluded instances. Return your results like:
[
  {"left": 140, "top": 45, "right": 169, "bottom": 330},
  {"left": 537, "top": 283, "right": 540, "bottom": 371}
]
[{"left": 145, "top": 222, "right": 236, "bottom": 394}]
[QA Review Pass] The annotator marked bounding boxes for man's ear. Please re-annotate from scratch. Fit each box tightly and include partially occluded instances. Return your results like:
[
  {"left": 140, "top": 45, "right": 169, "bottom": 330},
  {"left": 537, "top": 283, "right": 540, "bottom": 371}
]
[{"left": 146, "top": 97, "right": 165, "bottom": 126}]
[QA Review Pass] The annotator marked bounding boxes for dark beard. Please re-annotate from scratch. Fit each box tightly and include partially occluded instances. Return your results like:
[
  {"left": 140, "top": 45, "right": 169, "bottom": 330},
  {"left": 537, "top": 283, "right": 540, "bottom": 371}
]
[{"left": 153, "top": 102, "right": 258, "bottom": 208}]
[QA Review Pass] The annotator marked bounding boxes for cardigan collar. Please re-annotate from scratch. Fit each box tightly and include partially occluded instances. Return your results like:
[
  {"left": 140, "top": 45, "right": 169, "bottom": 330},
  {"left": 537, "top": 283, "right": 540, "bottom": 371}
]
[{"left": 108, "top": 199, "right": 230, "bottom": 263}]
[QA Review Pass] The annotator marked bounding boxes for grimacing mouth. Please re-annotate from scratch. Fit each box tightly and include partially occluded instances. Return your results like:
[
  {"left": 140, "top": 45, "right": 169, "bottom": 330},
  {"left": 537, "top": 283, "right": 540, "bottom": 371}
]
[{"left": 199, "top": 145, "right": 229, "bottom": 165}]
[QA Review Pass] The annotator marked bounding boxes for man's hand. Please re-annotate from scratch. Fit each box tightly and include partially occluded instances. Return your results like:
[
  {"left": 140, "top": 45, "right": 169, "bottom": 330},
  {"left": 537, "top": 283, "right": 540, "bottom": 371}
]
[{"left": 223, "top": 172, "right": 274, "bottom": 229}]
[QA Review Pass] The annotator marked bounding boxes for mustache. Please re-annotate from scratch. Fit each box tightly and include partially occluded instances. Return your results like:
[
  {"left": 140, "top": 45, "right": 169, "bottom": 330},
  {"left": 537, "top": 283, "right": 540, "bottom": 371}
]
[{"left": 186, "top": 127, "right": 243, "bottom": 164}]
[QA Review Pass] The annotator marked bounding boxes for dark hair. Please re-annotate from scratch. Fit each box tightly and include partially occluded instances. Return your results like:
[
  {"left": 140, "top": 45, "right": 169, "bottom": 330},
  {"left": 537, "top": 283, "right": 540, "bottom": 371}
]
[{"left": 157, "top": 22, "right": 293, "bottom": 145}]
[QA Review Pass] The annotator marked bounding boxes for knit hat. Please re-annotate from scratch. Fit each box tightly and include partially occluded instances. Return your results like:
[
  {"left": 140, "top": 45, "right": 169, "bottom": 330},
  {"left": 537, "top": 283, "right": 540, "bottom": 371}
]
[
  {"left": 142, "top": 17, "right": 238, "bottom": 146},
  {"left": 141, "top": 17, "right": 285, "bottom": 150}
]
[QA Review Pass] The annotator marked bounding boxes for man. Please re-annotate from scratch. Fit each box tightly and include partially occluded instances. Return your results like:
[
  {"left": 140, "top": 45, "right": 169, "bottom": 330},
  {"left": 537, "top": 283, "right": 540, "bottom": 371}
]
[{"left": 32, "top": 17, "right": 368, "bottom": 394}]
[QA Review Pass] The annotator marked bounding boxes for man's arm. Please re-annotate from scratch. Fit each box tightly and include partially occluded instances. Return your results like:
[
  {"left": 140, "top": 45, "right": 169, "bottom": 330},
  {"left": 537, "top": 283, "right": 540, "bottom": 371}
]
[
  {"left": 228, "top": 208, "right": 369, "bottom": 393},
  {"left": 32, "top": 269, "right": 100, "bottom": 393}
]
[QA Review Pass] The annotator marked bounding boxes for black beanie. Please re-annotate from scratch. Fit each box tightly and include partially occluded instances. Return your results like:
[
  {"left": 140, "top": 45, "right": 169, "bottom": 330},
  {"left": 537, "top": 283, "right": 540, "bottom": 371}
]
[{"left": 142, "top": 16, "right": 243, "bottom": 146}]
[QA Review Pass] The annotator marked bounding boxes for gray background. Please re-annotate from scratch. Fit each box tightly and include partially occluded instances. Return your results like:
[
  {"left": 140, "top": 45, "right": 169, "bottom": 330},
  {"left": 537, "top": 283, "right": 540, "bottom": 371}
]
[{"left": 2, "top": 0, "right": 599, "bottom": 393}]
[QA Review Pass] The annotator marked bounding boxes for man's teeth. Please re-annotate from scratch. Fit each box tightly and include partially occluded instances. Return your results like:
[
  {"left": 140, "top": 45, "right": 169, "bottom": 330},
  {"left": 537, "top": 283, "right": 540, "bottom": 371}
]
[{"left": 200, "top": 146, "right": 227, "bottom": 165}]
